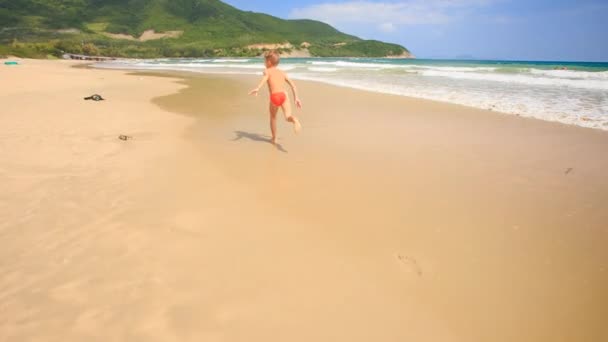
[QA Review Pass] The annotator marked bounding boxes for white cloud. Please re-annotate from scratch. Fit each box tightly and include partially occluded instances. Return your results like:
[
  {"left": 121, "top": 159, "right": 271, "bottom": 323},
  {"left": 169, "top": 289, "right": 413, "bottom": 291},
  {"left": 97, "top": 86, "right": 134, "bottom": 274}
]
[
  {"left": 378, "top": 22, "right": 397, "bottom": 33},
  {"left": 289, "top": 0, "right": 497, "bottom": 30}
]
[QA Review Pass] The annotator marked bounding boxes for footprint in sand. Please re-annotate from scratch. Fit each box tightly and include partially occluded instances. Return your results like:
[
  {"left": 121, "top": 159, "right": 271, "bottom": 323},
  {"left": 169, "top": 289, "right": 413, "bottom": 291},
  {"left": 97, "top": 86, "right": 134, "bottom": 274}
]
[{"left": 395, "top": 253, "right": 423, "bottom": 277}]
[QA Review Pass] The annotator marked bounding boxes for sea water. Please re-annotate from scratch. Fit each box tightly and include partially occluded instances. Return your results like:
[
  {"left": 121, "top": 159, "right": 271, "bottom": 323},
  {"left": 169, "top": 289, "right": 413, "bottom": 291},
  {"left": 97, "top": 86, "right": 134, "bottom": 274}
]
[{"left": 96, "top": 58, "right": 608, "bottom": 131}]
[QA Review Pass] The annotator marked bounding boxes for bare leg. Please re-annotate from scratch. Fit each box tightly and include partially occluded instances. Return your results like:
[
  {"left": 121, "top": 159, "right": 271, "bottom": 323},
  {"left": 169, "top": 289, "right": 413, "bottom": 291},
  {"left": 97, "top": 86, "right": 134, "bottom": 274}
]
[
  {"left": 269, "top": 102, "right": 278, "bottom": 144},
  {"left": 281, "top": 95, "right": 301, "bottom": 134}
]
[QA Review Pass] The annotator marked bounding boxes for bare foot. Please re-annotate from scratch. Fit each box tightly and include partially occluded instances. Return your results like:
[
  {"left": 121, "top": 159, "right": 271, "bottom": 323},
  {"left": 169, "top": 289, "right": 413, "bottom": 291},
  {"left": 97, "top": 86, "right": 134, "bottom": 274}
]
[
  {"left": 293, "top": 117, "right": 302, "bottom": 134},
  {"left": 271, "top": 136, "right": 278, "bottom": 144}
]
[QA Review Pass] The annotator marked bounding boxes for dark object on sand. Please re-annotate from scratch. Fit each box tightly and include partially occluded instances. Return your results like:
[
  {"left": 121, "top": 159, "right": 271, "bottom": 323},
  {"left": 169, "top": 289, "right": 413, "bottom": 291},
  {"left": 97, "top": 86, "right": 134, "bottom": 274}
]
[
  {"left": 64, "top": 54, "right": 116, "bottom": 62},
  {"left": 84, "top": 94, "right": 105, "bottom": 101},
  {"left": 118, "top": 135, "right": 132, "bottom": 141},
  {"left": 565, "top": 168, "right": 573, "bottom": 175}
]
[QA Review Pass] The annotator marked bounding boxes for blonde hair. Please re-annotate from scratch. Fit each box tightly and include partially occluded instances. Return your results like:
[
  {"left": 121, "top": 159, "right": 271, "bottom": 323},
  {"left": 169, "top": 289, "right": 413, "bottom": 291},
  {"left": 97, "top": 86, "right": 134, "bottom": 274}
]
[{"left": 264, "top": 50, "right": 280, "bottom": 66}]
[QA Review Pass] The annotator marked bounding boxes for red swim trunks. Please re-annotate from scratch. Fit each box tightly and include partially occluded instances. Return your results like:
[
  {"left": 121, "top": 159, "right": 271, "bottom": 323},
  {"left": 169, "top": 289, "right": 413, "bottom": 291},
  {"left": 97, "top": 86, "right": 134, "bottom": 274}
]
[{"left": 270, "top": 92, "right": 287, "bottom": 107}]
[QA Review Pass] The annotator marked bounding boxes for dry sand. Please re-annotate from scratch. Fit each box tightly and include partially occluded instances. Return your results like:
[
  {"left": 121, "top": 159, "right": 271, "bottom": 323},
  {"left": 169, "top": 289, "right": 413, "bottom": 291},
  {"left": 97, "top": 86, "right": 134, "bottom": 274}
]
[{"left": 1, "top": 59, "right": 607, "bottom": 342}]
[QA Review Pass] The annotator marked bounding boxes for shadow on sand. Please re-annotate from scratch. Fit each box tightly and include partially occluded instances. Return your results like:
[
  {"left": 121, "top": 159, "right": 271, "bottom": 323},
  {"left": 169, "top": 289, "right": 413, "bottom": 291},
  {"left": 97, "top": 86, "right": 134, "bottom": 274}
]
[{"left": 232, "top": 131, "right": 288, "bottom": 153}]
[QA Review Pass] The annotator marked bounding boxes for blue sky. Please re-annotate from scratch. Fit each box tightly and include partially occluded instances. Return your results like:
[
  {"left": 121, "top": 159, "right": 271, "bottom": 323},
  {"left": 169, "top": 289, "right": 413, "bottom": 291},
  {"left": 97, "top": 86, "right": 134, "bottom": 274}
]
[{"left": 223, "top": 0, "right": 608, "bottom": 61}]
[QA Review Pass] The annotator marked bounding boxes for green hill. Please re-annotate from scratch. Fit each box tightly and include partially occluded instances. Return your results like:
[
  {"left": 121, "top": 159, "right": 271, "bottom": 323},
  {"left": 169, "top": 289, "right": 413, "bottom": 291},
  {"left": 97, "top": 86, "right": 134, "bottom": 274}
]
[{"left": 0, "top": 0, "right": 413, "bottom": 58}]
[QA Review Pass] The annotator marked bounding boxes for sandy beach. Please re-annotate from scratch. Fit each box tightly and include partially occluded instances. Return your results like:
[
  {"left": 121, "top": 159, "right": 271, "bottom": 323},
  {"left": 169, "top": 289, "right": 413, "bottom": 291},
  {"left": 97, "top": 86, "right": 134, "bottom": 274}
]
[{"left": 1, "top": 59, "right": 607, "bottom": 342}]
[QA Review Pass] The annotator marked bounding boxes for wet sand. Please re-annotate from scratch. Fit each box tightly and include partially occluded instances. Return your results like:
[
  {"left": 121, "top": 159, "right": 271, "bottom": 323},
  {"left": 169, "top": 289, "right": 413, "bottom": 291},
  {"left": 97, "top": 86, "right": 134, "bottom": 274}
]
[{"left": 1, "top": 59, "right": 607, "bottom": 342}]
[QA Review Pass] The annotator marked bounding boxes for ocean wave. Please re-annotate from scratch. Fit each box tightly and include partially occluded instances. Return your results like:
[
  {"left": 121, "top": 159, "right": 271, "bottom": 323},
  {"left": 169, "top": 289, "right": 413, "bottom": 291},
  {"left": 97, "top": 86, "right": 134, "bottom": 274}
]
[
  {"left": 410, "top": 66, "right": 497, "bottom": 72},
  {"left": 140, "top": 59, "right": 213, "bottom": 64},
  {"left": 290, "top": 73, "right": 608, "bottom": 131},
  {"left": 420, "top": 70, "right": 608, "bottom": 91},
  {"left": 94, "top": 58, "right": 608, "bottom": 131},
  {"left": 309, "top": 61, "right": 498, "bottom": 73},
  {"left": 212, "top": 59, "right": 251, "bottom": 63},
  {"left": 131, "top": 62, "right": 263, "bottom": 70},
  {"left": 308, "top": 67, "right": 339, "bottom": 72},
  {"left": 529, "top": 68, "right": 608, "bottom": 80},
  {"left": 309, "top": 61, "right": 397, "bottom": 69},
  {"left": 96, "top": 63, "right": 261, "bottom": 75}
]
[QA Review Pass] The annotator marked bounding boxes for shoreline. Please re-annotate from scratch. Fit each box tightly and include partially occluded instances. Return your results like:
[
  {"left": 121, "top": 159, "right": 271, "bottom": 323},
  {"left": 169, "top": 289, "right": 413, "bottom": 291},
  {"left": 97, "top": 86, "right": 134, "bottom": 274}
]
[
  {"left": 132, "top": 67, "right": 608, "bottom": 136},
  {"left": 2, "top": 59, "right": 607, "bottom": 342}
]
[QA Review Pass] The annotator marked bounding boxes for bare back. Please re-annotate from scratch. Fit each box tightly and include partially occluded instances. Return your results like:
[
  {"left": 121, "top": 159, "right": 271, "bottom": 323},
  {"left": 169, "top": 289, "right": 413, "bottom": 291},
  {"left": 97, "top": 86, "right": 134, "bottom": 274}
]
[
  {"left": 248, "top": 58, "right": 302, "bottom": 140},
  {"left": 265, "top": 67, "right": 287, "bottom": 94}
]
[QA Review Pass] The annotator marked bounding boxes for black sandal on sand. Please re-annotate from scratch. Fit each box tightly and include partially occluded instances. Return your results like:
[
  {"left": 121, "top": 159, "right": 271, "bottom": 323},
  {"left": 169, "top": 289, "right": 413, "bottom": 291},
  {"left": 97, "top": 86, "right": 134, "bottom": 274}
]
[{"left": 84, "top": 94, "right": 105, "bottom": 101}]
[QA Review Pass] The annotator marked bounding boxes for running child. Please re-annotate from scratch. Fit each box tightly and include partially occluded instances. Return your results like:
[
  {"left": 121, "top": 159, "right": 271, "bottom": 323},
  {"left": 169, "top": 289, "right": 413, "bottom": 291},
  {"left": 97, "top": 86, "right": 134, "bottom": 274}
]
[{"left": 249, "top": 50, "right": 302, "bottom": 144}]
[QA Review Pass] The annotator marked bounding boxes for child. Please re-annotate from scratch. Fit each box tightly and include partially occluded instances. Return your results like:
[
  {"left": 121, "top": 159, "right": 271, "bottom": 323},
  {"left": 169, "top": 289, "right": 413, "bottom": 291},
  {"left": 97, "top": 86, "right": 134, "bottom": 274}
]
[{"left": 249, "top": 50, "right": 302, "bottom": 144}]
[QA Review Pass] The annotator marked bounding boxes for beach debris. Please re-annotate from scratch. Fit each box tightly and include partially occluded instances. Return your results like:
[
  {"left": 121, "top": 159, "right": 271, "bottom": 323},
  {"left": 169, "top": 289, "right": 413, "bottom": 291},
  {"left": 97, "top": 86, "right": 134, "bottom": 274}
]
[
  {"left": 63, "top": 53, "right": 116, "bottom": 61},
  {"left": 118, "top": 135, "right": 132, "bottom": 141},
  {"left": 395, "top": 254, "right": 423, "bottom": 276},
  {"left": 4, "top": 61, "right": 18, "bottom": 66},
  {"left": 565, "top": 167, "right": 573, "bottom": 175},
  {"left": 84, "top": 94, "right": 105, "bottom": 101}
]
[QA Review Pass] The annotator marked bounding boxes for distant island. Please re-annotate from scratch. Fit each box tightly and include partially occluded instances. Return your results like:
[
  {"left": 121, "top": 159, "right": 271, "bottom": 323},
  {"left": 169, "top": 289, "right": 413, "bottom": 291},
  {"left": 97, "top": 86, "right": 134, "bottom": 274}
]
[{"left": 0, "top": 0, "right": 414, "bottom": 59}]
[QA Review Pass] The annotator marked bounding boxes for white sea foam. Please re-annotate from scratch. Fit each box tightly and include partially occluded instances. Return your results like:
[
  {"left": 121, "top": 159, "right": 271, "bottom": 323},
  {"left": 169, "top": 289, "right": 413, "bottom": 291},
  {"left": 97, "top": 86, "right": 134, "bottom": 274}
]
[
  {"left": 410, "top": 66, "right": 497, "bottom": 72},
  {"left": 310, "top": 61, "right": 396, "bottom": 69},
  {"left": 308, "top": 67, "right": 339, "bottom": 72},
  {"left": 131, "top": 62, "right": 263, "bottom": 70},
  {"left": 212, "top": 59, "right": 251, "bottom": 63},
  {"left": 309, "top": 61, "right": 497, "bottom": 73},
  {"left": 419, "top": 70, "right": 608, "bottom": 91},
  {"left": 289, "top": 72, "right": 608, "bottom": 130},
  {"left": 529, "top": 68, "right": 608, "bottom": 80}
]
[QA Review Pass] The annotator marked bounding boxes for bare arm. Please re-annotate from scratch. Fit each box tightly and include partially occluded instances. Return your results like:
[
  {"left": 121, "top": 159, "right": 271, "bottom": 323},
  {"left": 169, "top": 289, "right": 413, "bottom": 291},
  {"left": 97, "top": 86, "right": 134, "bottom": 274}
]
[
  {"left": 249, "top": 73, "right": 269, "bottom": 96},
  {"left": 286, "top": 76, "right": 302, "bottom": 109}
]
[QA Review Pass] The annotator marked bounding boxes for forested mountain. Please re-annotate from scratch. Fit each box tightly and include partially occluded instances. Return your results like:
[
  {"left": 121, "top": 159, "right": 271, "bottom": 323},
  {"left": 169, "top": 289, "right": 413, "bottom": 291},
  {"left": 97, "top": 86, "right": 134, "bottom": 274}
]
[{"left": 0, "top": 0, "right": 413, "bottom": 58}]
